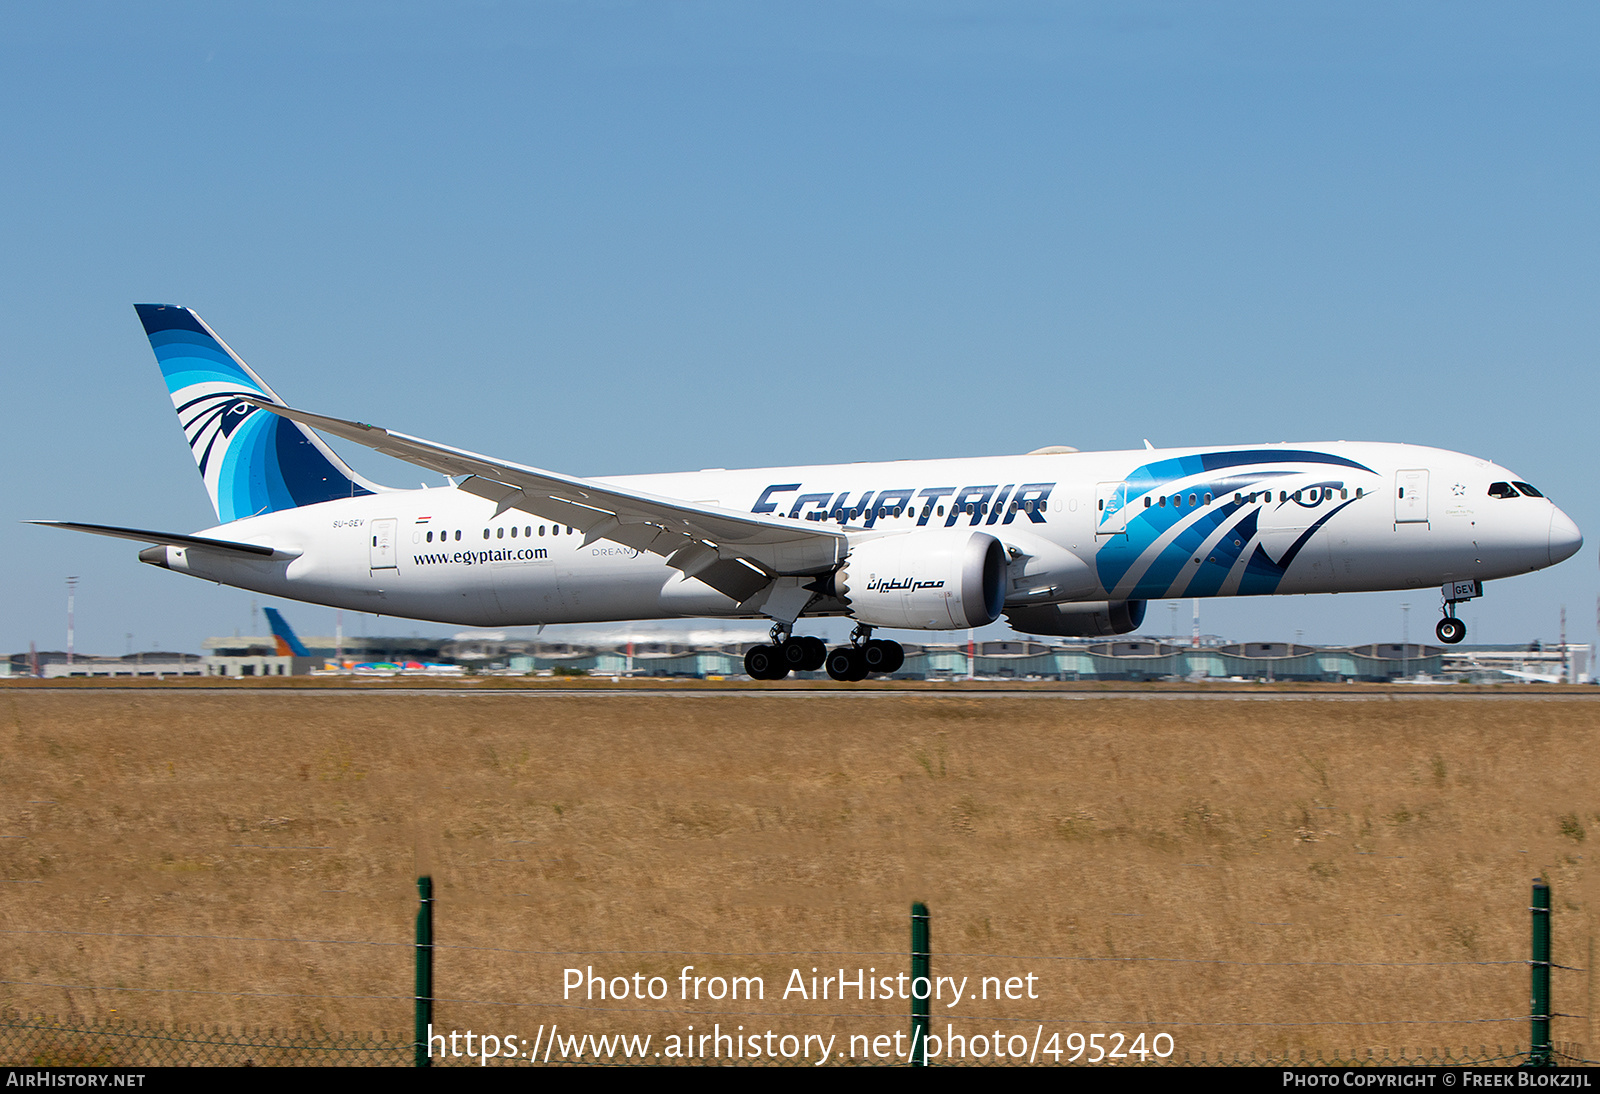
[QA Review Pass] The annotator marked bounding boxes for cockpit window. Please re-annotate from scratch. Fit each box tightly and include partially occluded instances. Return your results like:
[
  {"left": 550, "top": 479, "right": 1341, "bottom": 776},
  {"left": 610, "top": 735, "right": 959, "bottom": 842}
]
[
  {"left": 1488, "top": 482, "right": 1517, "bottom": 499},
  {"left": 1512, "top": 482, "right": 1544, "bottom": 498}
]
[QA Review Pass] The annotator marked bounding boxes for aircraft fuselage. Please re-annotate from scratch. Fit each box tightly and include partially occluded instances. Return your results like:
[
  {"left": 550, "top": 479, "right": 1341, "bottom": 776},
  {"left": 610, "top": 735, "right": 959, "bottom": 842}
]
[{"left": 143, "top": 441, "right": 1582, "bottom": 631}]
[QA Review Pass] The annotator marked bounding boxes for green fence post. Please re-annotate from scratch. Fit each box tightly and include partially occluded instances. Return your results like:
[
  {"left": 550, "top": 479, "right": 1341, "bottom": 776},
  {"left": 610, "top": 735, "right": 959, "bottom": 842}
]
[
  {"left": 1529, "top": 877, "right": 1552, "bottom": 1067},
  {"left": 415, "top": 875, "right": 434, "bottom": 1068},
  {"left": 911, "top": 901, "right": 930, "bottom": 1067}
]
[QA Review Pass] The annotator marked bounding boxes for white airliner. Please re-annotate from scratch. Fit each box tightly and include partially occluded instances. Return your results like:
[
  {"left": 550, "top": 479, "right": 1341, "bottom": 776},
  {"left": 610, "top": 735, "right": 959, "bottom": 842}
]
[{"left": 33, "top": 305, "right": 1585, "bottom": 681}]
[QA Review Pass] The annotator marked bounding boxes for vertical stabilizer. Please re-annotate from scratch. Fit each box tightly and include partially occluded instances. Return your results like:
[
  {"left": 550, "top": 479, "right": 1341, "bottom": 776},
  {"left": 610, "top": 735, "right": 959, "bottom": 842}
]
[
  {"left": 262, "top": 607, "right": 311, "bottom": 657},
  {"left": 136, "top": 304, "right": 383, "bottom": 523}
]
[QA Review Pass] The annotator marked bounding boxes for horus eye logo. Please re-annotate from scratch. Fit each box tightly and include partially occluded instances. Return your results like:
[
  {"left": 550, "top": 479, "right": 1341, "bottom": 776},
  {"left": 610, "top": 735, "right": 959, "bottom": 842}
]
[
  {"left": 178, "top": 390, "right": 266, "bottom": 474},
  {"left": 216, "top": 397, "right": 259, "bottom": 435},
  {"left": 180, "top": 392, "right": 260, "bottom": 443}
]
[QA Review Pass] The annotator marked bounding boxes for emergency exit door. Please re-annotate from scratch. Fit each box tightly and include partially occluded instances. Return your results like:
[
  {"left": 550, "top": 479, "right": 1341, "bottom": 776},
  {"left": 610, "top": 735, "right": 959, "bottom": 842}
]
[{"left": 1095, "top": 482, "right": 1127, "bottom": 537}]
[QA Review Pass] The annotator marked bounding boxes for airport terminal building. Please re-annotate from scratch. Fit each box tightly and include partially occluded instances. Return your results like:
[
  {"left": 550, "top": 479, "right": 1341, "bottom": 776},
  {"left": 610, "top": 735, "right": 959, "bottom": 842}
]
[
  {"left": 10, "top": 632, "right": 1586, "bottom": 684},
  {"left": 194, "top": 631, "right": 1589, "bottom": 684}
]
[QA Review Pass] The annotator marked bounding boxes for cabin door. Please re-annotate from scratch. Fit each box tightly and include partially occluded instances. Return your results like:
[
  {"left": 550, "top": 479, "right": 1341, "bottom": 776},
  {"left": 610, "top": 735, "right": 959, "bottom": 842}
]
[
  {"left": 370, "top": 518, "right": 398, "bottom": 569},
  {"left": 1394, "top": 470, "right": 1429, "bottom": 524}
]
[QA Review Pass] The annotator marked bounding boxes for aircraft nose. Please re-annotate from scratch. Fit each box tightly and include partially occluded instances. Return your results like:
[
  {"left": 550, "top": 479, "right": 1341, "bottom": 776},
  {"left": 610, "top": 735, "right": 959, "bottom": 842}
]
[{"left": 1549, "top": 507, "right": 1583, "bottom": 566}]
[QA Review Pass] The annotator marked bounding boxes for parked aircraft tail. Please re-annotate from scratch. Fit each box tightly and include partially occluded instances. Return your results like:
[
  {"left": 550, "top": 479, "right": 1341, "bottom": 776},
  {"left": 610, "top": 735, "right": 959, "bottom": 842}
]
[
  {"left": 262, "top": 606, "right": 311, "bottom": 657},
  {"left": 135, "top": 304, "right": 384, "bottom": 523}
]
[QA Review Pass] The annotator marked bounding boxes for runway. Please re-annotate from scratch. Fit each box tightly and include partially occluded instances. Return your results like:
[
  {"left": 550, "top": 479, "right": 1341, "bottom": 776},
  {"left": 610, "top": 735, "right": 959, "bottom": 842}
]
[{"left": 8, "top": 682, "right": 1597, "bottom": 701}]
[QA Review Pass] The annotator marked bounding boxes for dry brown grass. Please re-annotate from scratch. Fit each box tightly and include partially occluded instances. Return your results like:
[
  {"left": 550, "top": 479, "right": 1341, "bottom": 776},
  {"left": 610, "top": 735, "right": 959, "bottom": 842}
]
[{"left": 1, "top": 685, "right": 1596, "bottom": 1063}]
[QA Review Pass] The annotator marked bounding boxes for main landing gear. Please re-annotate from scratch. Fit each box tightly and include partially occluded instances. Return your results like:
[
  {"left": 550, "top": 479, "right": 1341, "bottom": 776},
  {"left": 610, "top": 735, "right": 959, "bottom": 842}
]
[
  {"left": 823, "top": 624, "right": 905, "bottom": 683},
  {"left": 744, "top": 621, "right": 827, "bottom": 681},
  {"left": 743, "top": 623, "right": 905, "bottom": 682},
  {"left": 1435, "top": 579, "right": 1482, "bottom": 645}
]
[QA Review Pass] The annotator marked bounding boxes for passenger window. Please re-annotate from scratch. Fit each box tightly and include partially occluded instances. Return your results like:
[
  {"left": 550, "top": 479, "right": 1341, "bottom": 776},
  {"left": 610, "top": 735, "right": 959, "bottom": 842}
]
[
  {"left": 483, "top": 529, "right": 490, "bottom": 539},
  {"left": 539, "top": 525, "right": 546, "bottom": 536},
  {"left": 510, "top": 526, "right": 517, "bottom": 537},
  {"left": 497, "top": 527, "right": 504, "bottom": 539}
]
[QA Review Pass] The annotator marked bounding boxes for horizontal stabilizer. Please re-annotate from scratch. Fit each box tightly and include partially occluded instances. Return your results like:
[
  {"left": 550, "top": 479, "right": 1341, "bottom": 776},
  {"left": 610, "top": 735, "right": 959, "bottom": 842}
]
[{"left": 26, "top": 520, "right": 298, "bottom": 559}]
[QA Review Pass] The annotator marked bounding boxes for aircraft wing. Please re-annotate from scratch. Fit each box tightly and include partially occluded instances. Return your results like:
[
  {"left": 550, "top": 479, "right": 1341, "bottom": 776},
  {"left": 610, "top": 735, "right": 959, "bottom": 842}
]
[
  {"left": 1498, "top": 669, "right": 1563, "bottom": 684},
  {"left": 26, "top": 520, "right": 300, "bottom": 560},
  {"left": 244, "top": 401, "right": 847, "bottom": 601}
]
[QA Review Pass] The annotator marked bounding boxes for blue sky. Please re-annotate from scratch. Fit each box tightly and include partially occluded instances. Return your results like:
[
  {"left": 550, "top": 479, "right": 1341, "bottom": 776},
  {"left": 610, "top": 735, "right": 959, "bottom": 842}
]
[{"left": 3, "top": 2, "right": 1596, "bottom": 654}]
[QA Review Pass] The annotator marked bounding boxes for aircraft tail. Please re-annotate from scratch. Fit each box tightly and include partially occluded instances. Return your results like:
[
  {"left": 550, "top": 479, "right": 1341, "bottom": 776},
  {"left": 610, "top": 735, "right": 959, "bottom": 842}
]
[
  {"left": 136, "top": 304, "right": 384, "bottom": 523},
  {"left": 262, "top": 607, "right": 311, "bottom": 657}
]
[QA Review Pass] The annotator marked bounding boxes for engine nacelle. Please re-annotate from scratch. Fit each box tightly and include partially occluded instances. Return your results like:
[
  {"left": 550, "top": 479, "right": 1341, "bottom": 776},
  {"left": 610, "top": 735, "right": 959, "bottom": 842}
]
[
  {"left": 1005, "top": 599, "right": 1147, "bottom": 637},
  {"left": 833, "top": 531, "right": 1006, "bottom": 630}
]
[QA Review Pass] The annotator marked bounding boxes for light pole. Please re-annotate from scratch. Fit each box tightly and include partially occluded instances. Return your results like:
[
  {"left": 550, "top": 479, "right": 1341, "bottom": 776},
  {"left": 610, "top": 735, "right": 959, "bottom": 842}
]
[
  {"left": 1401, "top": 603, "right": 1410, "bottom": 680},
  {"left": 66, "top": 577, "right": 78, "bottom": 668}
]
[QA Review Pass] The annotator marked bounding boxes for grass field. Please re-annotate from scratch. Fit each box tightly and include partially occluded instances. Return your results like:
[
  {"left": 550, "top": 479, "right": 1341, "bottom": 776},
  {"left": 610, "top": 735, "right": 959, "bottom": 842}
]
[{"left": 1, "top": 683, "right": 1595, "bottom": 1064}]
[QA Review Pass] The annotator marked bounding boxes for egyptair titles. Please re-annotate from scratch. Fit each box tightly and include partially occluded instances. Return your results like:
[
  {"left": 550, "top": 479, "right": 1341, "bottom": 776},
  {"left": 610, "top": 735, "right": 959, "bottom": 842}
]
[{"left": 751, "top": 482, "right": 1055, "bottom": 529}]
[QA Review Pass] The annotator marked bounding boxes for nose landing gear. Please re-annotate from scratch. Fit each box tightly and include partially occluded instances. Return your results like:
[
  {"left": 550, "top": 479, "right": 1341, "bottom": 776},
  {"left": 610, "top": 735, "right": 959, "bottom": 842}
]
[{"left": 1435, "top": 579, "right": 1481, "bottom": 645}]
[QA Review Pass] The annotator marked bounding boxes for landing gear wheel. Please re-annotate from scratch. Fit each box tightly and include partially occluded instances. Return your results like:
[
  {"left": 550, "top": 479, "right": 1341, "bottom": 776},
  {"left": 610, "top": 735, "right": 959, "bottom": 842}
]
[
  {"left": 862, "top": 639, "right": 905, "bottom": 675},
  {"left": 825, "top": 646, "right": 868, "bottom": 682},
  {"left": 777, "top": 637, "right": 828, "bottom": 672},
  {"left": 779, "top": 638, "right": 811, "bottom": 671},
  {"left": 745, "top": 645, "right": 789, "bottom": 680},
  {"left": 801, "top": 636, "right": 827, "bottom": 671},
  {"left": 1436, "top": 617, "right": 1466, "bottom": 645}
]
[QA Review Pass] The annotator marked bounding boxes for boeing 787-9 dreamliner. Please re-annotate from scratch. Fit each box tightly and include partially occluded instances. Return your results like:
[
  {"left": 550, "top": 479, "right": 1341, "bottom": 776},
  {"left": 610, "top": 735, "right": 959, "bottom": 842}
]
[{"left": 32, "top": 305, "right": 1585, "bottom": 681}]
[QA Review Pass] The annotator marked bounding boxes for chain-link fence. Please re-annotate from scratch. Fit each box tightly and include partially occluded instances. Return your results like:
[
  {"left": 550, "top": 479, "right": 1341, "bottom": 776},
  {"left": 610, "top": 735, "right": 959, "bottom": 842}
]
[{"left": 0, "top": 1013, "right": 406, "bottom": 1067}]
